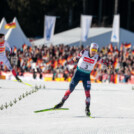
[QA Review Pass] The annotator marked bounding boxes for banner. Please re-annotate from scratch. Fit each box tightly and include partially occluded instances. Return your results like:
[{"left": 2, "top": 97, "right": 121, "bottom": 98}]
[
  {"left": 111, "top": 15, "right": 120, "bottom": 42},
  {"left": 44, "top": 16, "right": 56, "bottom": 43},
  {"left": 81, "top": 15, "right": 92, "bottom": 42}
]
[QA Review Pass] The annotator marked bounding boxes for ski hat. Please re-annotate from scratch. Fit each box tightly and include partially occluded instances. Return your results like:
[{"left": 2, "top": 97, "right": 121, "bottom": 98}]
[{"left": 90, "top": 42, "right": 99, "bottom": 51}]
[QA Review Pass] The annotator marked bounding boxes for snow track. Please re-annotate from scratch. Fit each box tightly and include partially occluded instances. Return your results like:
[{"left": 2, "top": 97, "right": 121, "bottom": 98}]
[{"left": 0, "top": 80, "right": 134, "bottom": 134}]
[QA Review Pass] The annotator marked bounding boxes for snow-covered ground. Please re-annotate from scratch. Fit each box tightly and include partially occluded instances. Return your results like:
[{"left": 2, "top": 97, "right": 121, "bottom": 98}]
[{"left": 0, "top": 80, "right": 134, "bottom": 134}]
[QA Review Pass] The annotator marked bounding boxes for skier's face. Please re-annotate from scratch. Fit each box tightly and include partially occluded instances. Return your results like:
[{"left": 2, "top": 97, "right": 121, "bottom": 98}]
[{"left": 90, "top": 48, "right": 97, "bottom": 57}]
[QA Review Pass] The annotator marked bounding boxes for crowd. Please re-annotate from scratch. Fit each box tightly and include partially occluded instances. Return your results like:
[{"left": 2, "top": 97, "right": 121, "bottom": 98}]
[{"left": 0, "top": 43, "right": 134, "bottom": 83}]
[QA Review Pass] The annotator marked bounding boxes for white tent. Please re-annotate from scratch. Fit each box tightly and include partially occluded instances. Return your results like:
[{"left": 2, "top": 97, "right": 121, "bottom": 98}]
[
  {"left": 0, "top": 17, "right": 8, "bottom": 34},
  {"left": 32, "top": 27, "right": 112, "bottom": 46},
  {"left": 32, "top": 27, "right": 134, "bottom": 48},
  {"left": 5, "top": 17, "right": 31, "bottom": 48}
]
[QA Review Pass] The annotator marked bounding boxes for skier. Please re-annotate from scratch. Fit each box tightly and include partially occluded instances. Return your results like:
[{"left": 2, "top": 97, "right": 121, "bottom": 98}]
[
  {"left": 0, "top": 33, "right": 22, "bottom": 82},
  {"left": 54, "top": 43, "right": 100, "bottom": 116}
]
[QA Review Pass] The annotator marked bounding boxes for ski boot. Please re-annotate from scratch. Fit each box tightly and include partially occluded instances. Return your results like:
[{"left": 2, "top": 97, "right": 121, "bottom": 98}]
[
  {"left": 15, "top": 76, "right": 22, "bottom": 82},
  {"left": 85, "top": 105, "right": 91, "bottom": 116},
  {"left": 54, "top": 101, "right": 64, "bottom": 109}
]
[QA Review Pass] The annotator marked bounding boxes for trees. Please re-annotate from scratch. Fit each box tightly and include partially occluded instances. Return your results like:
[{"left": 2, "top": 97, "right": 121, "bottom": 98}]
[
  {"left": 6, "top": 0, "right": 80, "bottom": 37},
  {"left": 0, "top": 0, "right": 132, "bottom": 37}
]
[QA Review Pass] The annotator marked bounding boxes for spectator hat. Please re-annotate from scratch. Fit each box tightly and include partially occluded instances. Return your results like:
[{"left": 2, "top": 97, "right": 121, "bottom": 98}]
[{"left": 0, "top": 33, "right": 4, "bottom": 38}]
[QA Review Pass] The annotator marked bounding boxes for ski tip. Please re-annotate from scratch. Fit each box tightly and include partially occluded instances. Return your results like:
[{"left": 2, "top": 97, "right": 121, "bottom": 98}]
[
  {"left": 13, "top": 80, "right": 32, "bottom": 87},
  {"left": 24, "top": 83, "right": 32, "bottom": 87}
]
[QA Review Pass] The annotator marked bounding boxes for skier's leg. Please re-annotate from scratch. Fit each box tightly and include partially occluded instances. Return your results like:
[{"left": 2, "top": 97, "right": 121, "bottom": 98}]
[
  {"left": 62, "top": 75, "right": 80, "bottom": 101},
  {"left": 3, "top": 56, "right": 22, "bottom": 82},
  {"left": 54, "top": 70, "right": 80, "bottom": 108},
  {"left": 85, "top": 89, "right": 91, "bottom": 116},
  {"left": 82, "top": 77, "right": 91, "bottom": 116}
]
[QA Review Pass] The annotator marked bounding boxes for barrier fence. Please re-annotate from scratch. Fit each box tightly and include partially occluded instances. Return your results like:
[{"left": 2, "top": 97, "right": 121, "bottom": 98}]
[{"left": 0, "top": 71, "right": 134, "bottom": 84}]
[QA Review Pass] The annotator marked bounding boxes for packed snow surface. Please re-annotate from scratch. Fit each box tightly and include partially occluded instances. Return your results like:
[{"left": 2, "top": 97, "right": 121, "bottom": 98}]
[{"left": 0, "top": 80, "right": 134, "bottom": 134}]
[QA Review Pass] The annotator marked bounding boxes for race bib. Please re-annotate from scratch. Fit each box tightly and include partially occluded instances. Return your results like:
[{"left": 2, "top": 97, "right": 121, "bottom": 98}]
[
  {"left": 77, "top": 50, "right": 98, "bottom": 73},
  {"left": 79, "top": 57, "right": 95, "bottom": 71}
]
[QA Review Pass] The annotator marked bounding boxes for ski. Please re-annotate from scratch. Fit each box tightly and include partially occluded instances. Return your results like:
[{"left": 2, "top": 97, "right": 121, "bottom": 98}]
[
  {"left": 34, "top": 107, "right": 69, "bottom": 113},
  {"left": 87, "top": 116, "right": 95, "bottom": 118},
  {"left": 13, "top": 80, "right": 32, "bottom": 87}
]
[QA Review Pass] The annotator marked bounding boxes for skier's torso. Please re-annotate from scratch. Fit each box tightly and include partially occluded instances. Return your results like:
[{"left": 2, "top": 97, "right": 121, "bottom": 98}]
[{"left": 77, "top": 50, "right": 98, "bottom": 74}]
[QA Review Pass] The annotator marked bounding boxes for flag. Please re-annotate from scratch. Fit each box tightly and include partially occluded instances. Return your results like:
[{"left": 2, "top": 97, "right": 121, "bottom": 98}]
[
  {"left": 22, "top": 44, "right": 27, "bottom": 50},
  {"left": 113, "top": 58, "right": 118, "bottom": 69},
  {"left": 29, "top": 46, "right": 32, "bottom": 52},
  {"left": 111, "top": 15, "right": 120, "bottom": 42},
  {"left": 27, "top": 58, "right": 32, "bottom": 68},
  {"left": 43, "top": 55, "right": 47, "bottom": 60},
  {"left": 114, "top": 74, "right": 118, "bottom": 84},
  {"left": 5, "top": 22, "right": 16, "bottom": 29},
  {"left": 44, "top": 16, "right": 56, "bottom": 43},
  {"left": 58, "top": 59, "right": 62, "bottom": 65},
  {"left": 108, "top": 51, "right": 113, "bottom": 55},
  {"left": 13, "top": 47, "right": 17, "bottom": 53},
  {"left": 109, "top": 44, "right": 113, "bottom": 52},
  {"left": 19, "top": 58, "right": 23, "bottom": 66},
  {"left": 115, "top": 50, "right": 119, "bottom": 54},
  {"left": 131, "top": 71, "right": 134, "bottom": 75},
  {"left": 54, "top": 61, "right": 58, "bottom": 69},
  {"left": 97, "top": 62, "right": 102, "bottom": 70},
  {"left": 132, "top": 50, "right": 134, "bottom": 55},
  {"left": 81, "top": 15, "right": 92, "bottom": 42},
  {"left": 91, "top": 70, "right": 97, "bottom": 77},
  {"left": 46, "top": 61, "right": 51, "bottom": 66},
  {"left": 37, "top": 59, "right": 43, "bottom": 65},
  {"left": 120, "top": 43, "right": 123, "bottom": 51},
  {"left": 125, "top": 51, "right": 129, "bottom": 58},
  {"left": 67, "top": 55, "right": 73, "bottom": 61},
  {"left": 61, "top": 59, "right": 66, "bottom": 66},
  {"left": 124, "top": 43, "right": 131, "bottom": 49}
]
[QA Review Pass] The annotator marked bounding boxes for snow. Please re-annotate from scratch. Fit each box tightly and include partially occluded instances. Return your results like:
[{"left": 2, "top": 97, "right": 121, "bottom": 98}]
[{"left": 0, "top": 80, "right": 134, "bottom": 134}]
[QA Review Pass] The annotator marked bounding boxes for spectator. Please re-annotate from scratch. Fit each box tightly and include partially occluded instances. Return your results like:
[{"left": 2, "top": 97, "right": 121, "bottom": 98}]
[
  {"left": 1, "top": 43, "right": 133, "bottom": 83},
  {"left": 33, "top": 69, "right": 37, "bottom": 79}
]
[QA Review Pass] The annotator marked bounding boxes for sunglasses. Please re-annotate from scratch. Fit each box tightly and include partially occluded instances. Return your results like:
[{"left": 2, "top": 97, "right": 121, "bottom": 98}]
[{"left": 91, "top": 48, "right": 97, "bottom": 52}]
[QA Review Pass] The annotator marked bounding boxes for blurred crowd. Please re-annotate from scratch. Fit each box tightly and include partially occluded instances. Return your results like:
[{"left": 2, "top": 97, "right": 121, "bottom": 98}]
[{"left": 1, "top": 43, "right": 134, "bottom": 83}]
